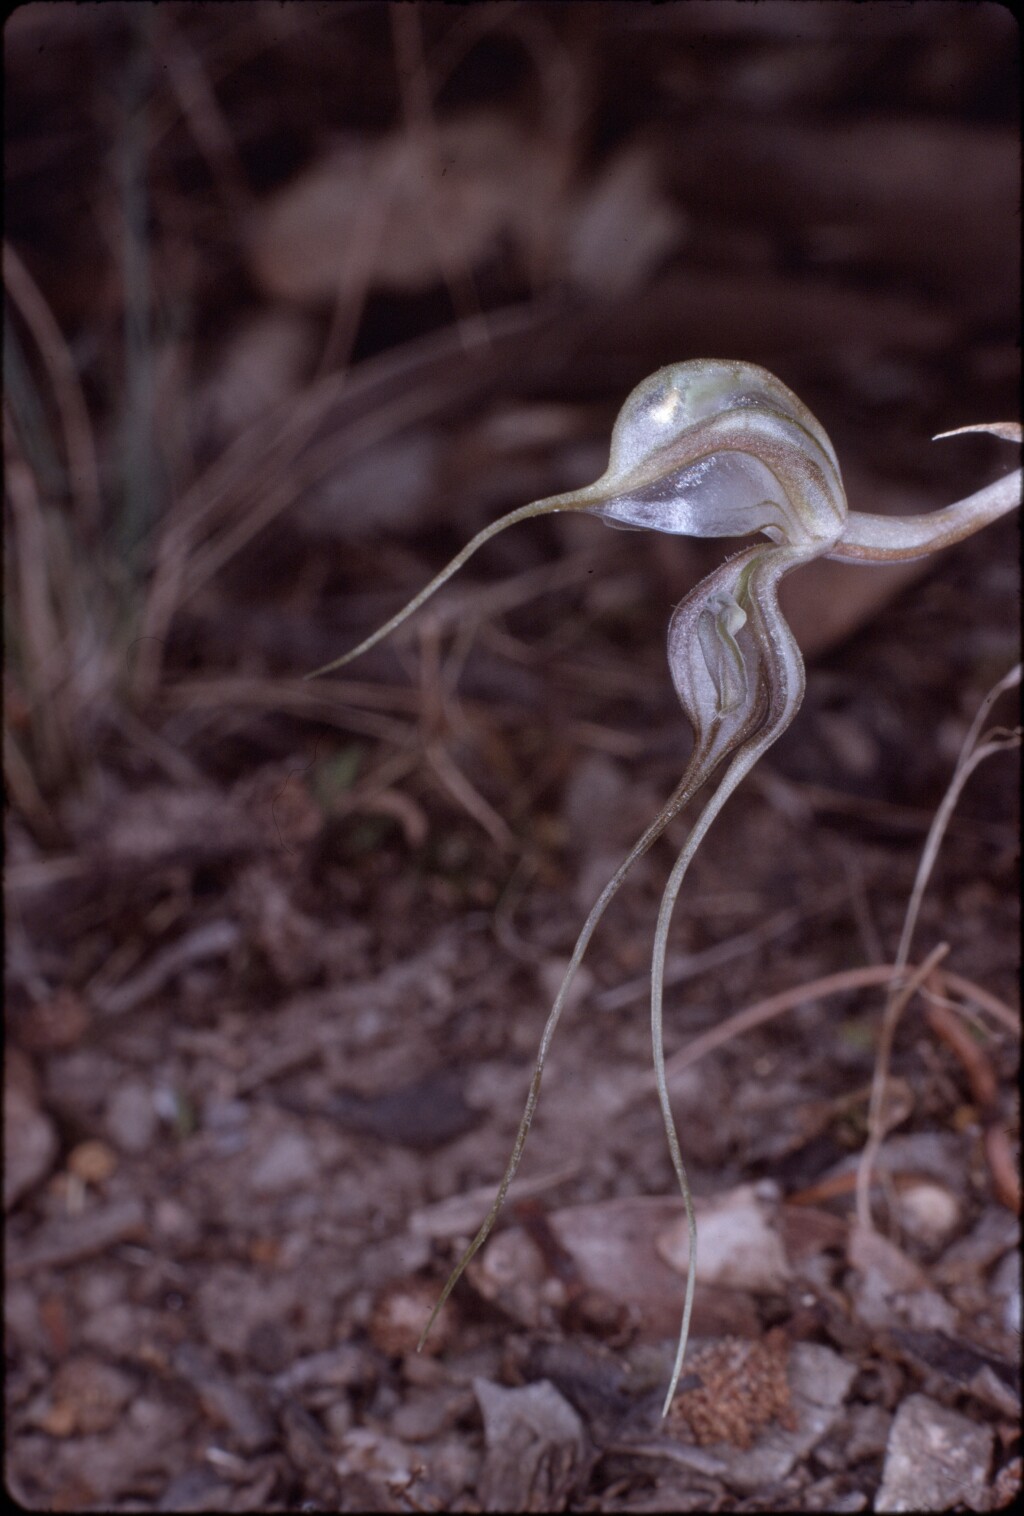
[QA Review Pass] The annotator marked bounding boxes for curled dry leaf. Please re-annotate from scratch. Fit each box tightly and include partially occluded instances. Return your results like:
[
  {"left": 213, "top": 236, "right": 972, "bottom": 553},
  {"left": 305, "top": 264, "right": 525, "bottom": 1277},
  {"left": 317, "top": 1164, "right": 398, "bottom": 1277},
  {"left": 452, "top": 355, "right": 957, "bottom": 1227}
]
[
  {"left": 249, "top": 113, "right": 539, "bottom": 303},
  {"left": 474, "top": 1377, "right": 592, "bottom": 1515}
]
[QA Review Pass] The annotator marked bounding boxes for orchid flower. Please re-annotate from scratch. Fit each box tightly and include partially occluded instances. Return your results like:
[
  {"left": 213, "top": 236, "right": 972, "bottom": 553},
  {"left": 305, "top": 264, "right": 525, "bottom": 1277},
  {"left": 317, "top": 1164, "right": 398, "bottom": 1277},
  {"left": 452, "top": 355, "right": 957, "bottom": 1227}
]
[{"left": 309, "top": 360, "right": 1020, "bottom": 1415}]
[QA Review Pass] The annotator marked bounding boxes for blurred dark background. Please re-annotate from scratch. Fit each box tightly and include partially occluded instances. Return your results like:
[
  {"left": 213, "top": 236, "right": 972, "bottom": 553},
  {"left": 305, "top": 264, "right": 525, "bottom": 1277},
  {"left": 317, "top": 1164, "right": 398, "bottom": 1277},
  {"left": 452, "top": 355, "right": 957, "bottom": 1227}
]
[
  {"left": 5, "top": 2, "right": 1019, "bottom": 796},
  {"left": 5, "top": 5, "right": 1020, "bottom": 1511}
]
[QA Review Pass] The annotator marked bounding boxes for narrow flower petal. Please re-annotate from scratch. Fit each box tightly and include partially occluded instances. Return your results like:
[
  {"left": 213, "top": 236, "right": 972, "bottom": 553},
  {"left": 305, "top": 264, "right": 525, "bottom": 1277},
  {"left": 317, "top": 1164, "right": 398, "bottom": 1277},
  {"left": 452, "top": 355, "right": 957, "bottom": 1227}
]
[{"left": 833, "top": 470, "right": 1021, "bottom": 563}]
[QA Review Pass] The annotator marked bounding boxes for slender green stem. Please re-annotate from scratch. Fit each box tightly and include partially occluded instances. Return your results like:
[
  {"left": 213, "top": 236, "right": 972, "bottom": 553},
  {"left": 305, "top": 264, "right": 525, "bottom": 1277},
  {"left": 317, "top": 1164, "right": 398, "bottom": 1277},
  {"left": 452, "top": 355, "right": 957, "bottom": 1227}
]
[
  {"left": 417, "top": 751, "right": 715, "bottom": 1351},
  {"left": 653, "top": 575, "right": 807, "bottom": 1414},
  {"left": 651, "top": 741, "right": 765, "bottom": 1416}
]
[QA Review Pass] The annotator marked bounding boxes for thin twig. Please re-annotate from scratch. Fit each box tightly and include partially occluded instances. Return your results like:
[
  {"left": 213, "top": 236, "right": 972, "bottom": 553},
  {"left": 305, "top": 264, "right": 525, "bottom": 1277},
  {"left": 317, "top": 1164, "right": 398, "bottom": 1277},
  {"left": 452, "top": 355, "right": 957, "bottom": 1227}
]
[
  {"left": 159, "top": 18, "right": 251, "bottom": 219},
  {"left": 3, "top": 242, "right": 102, "bottom": 537},
  {"left": 857, "top": 664, "right": 1021, "bottom": 1227},
  {"left": 594, "top": 886, "right": 851, "bottom": 1013},
  {"left": 924, "top": 975, "right": 1020, "bottom": 1214},
  {"left": 3, "top": 728, "right": 58, "bottom": 842},
  {"left": 160, "top": 676, "right": 418, "bottom": 748},
  {"left": 89, "top": 919, "right": 242, "bottom": 1017},
  {"left": 623, "top": 955, "right": 1017, "bottom": 1106},
  {"left": 4, "top": 430, "right": 77, "bottom": 785},
  {"left": 426, "top": 742, "right": 516, "bottom": 853},
  {"left": 938, "top": 969, "right": 1019, "bottom": 1035},
  {"left": 896, "top": 670, "right": 1021, "bottom": 975},
  {"left": 136, "top": 298, "right": 557, "bottom": 695},
  {"left": 390, "top": 4, "right": 486, "bottom": 343}
]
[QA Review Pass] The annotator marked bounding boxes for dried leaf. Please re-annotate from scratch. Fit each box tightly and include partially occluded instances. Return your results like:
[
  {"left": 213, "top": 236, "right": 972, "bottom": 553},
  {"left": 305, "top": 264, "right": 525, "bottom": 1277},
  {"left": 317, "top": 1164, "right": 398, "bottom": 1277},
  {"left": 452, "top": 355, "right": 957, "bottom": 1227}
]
[
  {"left": 656, "top": 1183, "right": 792, "bottom": 1295},
  {"left": 566, "top": 143, "right": 685, "bottom": 297},
  {"left": 474, "top": 1378, "right": 593, "bottom": 1514},
  {"left": 248, "top": 114, "right": 535, "bottom": 303}
]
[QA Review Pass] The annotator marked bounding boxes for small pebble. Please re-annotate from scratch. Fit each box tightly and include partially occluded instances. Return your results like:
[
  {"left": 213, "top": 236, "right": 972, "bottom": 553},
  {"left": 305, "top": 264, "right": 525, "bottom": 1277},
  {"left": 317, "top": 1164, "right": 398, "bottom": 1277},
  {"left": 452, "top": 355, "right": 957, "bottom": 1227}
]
[
  {"left": 249, "top": 1130, "right": 318, "bottom": 1194},
  {"left": 876, "top": 1394, "right": 993, "bottom": 1512},
  {"left": 4, "top": 1077, "right": 58, "bottom": 1208},
  {"left": 991, "top": 1249, "right": 1021, "bottom": 1336},
  {"left": 67, "top": 1139, "right": 118, "bottom": 1186},
  {"left": 106, "top": 1079, "right": 158, "bottom": 1154},
  {"left": 895, "top": 1180, "right": 960, "bottom": 1246}
]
